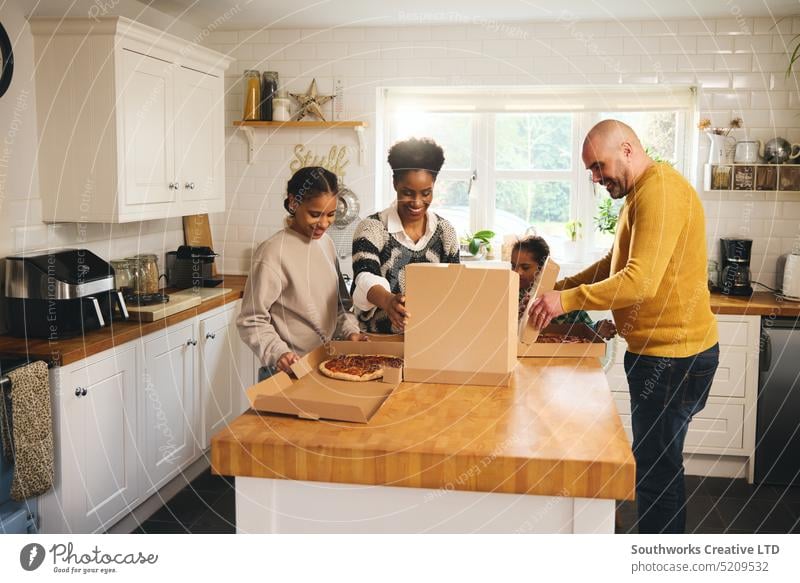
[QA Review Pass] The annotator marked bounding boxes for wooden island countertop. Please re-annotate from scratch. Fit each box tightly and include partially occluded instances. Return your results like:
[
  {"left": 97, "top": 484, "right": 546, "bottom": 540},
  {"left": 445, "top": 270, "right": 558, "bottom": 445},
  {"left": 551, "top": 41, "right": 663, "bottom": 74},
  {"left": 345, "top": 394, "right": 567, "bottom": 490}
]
[
  {"left": 211, "top": 357, "right": 636, "bottom": 501},
  {"left": 0, "top": 275, "right": 247, "bottom": 366}
]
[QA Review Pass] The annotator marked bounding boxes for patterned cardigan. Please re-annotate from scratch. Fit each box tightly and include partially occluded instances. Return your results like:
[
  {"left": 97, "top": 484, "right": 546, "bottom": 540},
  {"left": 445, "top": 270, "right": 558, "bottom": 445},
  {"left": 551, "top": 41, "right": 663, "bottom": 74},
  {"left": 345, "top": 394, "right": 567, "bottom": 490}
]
[{"left": 351, "top": 212, "right": 460, "bottom": 333}]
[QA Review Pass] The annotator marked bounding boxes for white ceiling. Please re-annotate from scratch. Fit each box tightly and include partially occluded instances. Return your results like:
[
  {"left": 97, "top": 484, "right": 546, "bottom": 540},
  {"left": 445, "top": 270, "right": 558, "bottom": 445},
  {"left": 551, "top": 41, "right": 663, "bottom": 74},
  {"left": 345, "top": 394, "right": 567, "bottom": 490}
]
[{"left": 144, "top": 0, "right": 798, "bottom": 29}]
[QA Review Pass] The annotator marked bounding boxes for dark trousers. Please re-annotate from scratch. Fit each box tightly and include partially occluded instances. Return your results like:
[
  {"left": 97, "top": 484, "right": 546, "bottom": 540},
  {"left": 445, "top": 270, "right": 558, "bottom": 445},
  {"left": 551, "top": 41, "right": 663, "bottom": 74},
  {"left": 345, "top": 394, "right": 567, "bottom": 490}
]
[{"left": 624, "top": 343, "right": 719, "bottom": 533}]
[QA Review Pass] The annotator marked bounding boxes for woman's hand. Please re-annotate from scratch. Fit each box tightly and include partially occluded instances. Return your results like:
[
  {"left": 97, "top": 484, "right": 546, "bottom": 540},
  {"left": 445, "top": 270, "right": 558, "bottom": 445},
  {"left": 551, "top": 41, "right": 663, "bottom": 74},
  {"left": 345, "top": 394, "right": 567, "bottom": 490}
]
[
  {"left": 348, "top": 332, "right": 370, "bottom": 342},
  {"left": 382, "top": 292, "right": 409, "bottom": 332},
  {"left": 276, "top": 351, "right": 300, "bottom": 375},
  {"left": 595, "top": 319, "right": 617, "bottom": 340}
]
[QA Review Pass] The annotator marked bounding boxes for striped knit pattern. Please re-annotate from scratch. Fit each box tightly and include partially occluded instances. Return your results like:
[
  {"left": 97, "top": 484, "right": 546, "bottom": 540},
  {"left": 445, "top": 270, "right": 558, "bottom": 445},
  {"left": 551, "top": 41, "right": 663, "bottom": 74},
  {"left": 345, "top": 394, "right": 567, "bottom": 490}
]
[{"left": 352, "top": 212, "right": 460, "bottom": 333}]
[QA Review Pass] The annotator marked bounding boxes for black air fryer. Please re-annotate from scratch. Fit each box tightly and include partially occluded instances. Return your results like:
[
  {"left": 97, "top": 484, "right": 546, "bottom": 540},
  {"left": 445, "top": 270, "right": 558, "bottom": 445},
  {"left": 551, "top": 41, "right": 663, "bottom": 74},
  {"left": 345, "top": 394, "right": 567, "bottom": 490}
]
[{"left": 4, "top": 249, "right": 129, "bottom": 339}]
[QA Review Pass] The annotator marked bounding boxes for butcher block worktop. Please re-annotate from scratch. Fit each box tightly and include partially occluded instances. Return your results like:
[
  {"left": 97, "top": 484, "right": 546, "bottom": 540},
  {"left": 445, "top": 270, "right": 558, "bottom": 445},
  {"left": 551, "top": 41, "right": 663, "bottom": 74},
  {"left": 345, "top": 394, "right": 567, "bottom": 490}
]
[
  {"left": 709, "top": 291, "right": 800, "bottom": 316},
  {"left": 211, "top": 357, "right": 636, "bottom": 501},
  {"left": 0, "top": 275, "right": 246, "bottom": 366}
]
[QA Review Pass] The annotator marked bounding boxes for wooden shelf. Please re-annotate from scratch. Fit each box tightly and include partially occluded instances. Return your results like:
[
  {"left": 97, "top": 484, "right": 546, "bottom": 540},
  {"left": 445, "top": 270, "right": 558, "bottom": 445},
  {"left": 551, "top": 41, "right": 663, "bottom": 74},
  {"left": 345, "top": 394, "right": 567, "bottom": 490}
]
[
  {"left": 233, "top": 120, "right": 367, "bottom": 164},
  {"left": 233, "top": 120, "right": 367, "bottom": 128},
  {"left": 704, "top": 163, "right": 800, "bottom": 193}
]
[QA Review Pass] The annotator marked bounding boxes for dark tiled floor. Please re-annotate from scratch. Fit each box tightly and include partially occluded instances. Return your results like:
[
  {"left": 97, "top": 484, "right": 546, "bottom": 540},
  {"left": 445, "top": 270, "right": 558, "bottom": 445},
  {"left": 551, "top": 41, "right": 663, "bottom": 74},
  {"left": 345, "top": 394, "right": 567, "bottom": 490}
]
[
  {"left": 616, "top": 475, "right": 800, "bottom": 534},
  {"left": 130, "top": 471, "right": 236, "bottom": 534},
  {"left": 130, "top": 471, "right": 800, "bottom": 533}
]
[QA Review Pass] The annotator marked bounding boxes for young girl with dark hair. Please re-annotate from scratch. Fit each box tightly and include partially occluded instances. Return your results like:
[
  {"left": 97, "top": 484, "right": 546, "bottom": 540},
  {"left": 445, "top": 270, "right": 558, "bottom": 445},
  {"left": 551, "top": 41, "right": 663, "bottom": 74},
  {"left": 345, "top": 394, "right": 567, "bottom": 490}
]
[
  {"left": 352, "top": 137, "right": 460, "bottom": 334},
  {"left": 513, "top": 235, "right": 616, "bottom": 339},
  {"left": 238, "top": 166, "right": 366, "bottom": 380}
]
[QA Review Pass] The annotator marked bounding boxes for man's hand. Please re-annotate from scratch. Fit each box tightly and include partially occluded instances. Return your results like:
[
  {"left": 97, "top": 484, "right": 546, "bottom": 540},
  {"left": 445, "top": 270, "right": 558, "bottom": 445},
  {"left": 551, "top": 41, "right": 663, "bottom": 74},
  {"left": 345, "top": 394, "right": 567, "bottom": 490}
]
[
  {"left": 528, "top": 291, "right": 565, "bottom": 331},
  {"left": 276, "top": 351, "right": 300, "bottom": 375},
  {"left": 595, "top": 319, "right": 617, "bottom": 340},
  {"left": 348, "top": 332, "right": 370, "bottom": 342}
]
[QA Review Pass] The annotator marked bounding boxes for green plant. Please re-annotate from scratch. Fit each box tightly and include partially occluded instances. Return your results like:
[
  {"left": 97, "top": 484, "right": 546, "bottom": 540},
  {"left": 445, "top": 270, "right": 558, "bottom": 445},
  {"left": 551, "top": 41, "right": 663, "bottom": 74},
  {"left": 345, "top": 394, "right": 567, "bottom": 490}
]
[
  {"left": 462, "top": 229, "right": 495, "bottom": 255},
  {"left": 565, "top": 220, "right": 582, "bottom": 242},
  {"left": 594, "top": 198, "right": 619, "bottom": 235}
]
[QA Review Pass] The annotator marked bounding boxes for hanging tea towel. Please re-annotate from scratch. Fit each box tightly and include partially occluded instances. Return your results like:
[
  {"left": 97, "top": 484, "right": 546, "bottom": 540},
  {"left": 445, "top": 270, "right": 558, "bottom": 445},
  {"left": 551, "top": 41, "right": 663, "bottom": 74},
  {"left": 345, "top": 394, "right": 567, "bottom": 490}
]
[{"left": 1, "top": 361, "right": 54, "bottom": 501}]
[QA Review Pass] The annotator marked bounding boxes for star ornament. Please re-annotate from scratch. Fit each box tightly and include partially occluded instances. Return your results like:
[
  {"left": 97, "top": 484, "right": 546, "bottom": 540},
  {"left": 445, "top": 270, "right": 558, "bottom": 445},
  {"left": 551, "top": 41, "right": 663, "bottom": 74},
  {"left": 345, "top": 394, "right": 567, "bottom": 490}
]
[{"left": 289, "top": 79, "right": 333, "bottom": 121}]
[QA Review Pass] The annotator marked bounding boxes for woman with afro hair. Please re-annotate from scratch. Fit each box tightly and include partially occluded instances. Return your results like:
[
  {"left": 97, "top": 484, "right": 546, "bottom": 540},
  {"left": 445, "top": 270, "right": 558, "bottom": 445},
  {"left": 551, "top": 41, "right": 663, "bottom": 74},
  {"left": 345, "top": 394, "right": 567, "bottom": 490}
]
[{"left": 351, "top": 137, "right": 460, "bottom": 334}]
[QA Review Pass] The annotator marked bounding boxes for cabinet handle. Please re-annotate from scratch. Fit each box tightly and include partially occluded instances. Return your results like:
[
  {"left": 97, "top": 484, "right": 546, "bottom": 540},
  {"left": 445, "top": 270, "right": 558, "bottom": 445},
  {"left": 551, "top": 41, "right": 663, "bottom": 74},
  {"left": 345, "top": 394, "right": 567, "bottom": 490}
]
[
  {"left": 169, "top": 182, "right": 179, "bottom": 190},
  {"left": 82, "top": 387, "right": 88, "bottom": 397},
  {"left": 186, "top": 339, "right": 197, "bottom": 346},
  {"left": 75, "top": 387, "right": 82, "bottom": 397},
  {"left": 206, "top": 332, "right": 216, "bottom": 340},
  {"left": 185, "top": 182, "right": 195, "bottom": 190}
]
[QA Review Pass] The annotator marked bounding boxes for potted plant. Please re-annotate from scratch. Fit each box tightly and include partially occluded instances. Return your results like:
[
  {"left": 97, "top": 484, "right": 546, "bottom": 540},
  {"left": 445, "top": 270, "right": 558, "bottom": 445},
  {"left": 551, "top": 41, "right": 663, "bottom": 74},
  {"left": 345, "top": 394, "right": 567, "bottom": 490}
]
[
  {"left": 565, "top": 220, "right": 582, "bottom": 243},
  {"left": 594, "top": 198, "right": 619, "bottom": 236},
  {"left": 461, "top": 229, "right": 496, "bottom": 260}
]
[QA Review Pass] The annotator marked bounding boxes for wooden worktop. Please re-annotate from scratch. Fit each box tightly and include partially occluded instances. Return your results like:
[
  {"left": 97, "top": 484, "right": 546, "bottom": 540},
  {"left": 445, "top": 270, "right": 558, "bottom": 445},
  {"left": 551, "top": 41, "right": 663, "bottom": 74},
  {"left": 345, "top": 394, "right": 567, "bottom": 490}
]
[
  {"left": 710, "top": 291, "right": 800, "bottom": 316},
  {"left": 211, "top": 358, "right": 636, "bottom": 501},
  {"left": 0, "top": 275, "right": 246, "bottom": 366}
]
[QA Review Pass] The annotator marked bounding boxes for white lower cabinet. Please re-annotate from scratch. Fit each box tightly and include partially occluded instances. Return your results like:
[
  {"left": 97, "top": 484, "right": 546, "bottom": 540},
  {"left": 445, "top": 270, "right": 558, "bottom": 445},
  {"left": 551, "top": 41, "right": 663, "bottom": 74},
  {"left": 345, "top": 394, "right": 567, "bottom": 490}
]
[
  {"left": 606, "top": 314, "right": 760, "bottom": 480},
  {"left": 198, "top": 306, "right": 251, "bottom": 450},
  {"left": 40, "top": 345, "right": 139, "bottom": 533},
  {"left": 141, "top": 319, "right": 198, "bottom": 496},
  {"left": 39, "top": 299, "right": 254, "bottom": 533}
]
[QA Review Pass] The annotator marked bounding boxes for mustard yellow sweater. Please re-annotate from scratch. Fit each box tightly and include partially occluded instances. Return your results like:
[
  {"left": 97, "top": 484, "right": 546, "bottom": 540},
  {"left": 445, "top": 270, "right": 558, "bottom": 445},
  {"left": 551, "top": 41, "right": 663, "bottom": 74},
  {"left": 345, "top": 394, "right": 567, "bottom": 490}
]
[{"left": 559, "top": 163, "right": 718, "bottom": 358}]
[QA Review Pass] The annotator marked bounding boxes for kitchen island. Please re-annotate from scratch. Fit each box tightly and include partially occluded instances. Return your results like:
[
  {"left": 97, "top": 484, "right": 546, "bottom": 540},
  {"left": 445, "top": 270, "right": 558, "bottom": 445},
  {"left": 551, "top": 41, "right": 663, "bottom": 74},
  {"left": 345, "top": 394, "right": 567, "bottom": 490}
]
[{"left": 211, "top": 356, "right": 635, "bottom": 533}]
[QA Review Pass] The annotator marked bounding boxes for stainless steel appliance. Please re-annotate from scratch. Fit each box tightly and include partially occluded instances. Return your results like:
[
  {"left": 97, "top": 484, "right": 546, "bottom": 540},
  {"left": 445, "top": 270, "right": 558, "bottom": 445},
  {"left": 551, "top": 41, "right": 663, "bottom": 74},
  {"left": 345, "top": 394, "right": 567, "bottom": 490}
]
[
  {"left": 4, "top": 249, "right": 129, "bottom": 339},
  {"left": 719, "top": 238, "right": 754, "bottom": 296},
  {"left": 756, "top": 318, "right": 800, "bottom": 485}
]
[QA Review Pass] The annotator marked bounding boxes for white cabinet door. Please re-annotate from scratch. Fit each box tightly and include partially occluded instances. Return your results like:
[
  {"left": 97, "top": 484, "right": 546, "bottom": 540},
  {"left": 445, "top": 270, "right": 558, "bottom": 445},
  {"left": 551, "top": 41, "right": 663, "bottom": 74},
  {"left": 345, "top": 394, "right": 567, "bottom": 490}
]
[
  {"left": 61, "top": 346, "right": 139, "bottom": 533},
  {"left": 120, "top": 48, "right": 175, "bottom": 209},
  {"left": 141, "top": 320, "right": 197, "bottom": 495},
  {"left": 199, "top": 304, "right": 250, "bottom": 449},
  {"left": 175, "top": 66, "right": 224, "bottom": 211}
]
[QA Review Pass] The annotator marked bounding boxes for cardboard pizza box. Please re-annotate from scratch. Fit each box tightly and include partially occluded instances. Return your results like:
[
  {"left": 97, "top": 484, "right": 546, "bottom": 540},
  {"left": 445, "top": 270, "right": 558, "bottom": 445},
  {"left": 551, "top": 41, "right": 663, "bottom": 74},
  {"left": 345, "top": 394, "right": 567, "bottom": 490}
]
[
  {"left": 403, "top": 263, "right": 518, "bottom": 386},
  {"left": 246, "top": 340, "right": 404, "bottom": 423},
  {"left": 517, "top": 258, "right": 606, "bottom": 358}
]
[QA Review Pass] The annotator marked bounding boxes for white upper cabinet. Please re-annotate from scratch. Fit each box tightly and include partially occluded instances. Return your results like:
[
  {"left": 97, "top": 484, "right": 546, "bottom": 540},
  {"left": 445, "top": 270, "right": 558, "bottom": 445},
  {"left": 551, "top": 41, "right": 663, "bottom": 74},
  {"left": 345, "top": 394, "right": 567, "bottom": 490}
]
[{"left": 31, "top": 17, "right": 232, "bottom": 223}]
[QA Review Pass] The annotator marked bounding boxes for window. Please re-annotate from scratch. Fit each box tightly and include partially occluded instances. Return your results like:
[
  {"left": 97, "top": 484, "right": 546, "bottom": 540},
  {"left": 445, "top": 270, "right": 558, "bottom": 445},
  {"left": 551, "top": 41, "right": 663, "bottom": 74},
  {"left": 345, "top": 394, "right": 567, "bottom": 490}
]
[{"left": 379, "top": 87, "right": 695, "bottom": 265}]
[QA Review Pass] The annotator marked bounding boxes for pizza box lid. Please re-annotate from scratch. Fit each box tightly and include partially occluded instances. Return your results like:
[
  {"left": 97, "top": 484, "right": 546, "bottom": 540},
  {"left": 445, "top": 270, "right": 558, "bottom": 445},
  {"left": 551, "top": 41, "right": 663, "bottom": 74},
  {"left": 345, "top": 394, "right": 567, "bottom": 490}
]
[
  {"left": 246, "top": 340, "right": 404, "bottom": 423},
  {"left": 517, "top": 322, "right": 607, "bottom": 358},
  {"left": 518, "top": 256, "right": 561, "bottom": 345}
]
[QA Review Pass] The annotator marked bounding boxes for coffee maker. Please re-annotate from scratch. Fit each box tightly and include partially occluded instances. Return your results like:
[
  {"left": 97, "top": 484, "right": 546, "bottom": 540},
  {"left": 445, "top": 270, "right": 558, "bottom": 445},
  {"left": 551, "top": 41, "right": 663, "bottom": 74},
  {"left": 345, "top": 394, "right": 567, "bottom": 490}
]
[{"left": 719, "top": 238, "right": 754, "bottom": 296}]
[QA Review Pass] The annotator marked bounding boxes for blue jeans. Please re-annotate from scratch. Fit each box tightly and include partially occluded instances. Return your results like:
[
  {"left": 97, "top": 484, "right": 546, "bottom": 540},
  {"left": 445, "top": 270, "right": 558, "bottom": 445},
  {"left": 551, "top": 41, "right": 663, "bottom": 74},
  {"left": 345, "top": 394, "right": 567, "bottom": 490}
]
[{"left": 624, "top": 343, "right": 719, "bottom": 534}]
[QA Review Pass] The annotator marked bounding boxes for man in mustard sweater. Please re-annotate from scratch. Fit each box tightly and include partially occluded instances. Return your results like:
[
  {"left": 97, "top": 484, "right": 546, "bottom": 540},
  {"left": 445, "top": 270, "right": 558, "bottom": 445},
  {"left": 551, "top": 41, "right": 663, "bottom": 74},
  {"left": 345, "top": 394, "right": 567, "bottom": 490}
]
[{"left": 530, "top": 120, "right": 719, "bottom": 534}]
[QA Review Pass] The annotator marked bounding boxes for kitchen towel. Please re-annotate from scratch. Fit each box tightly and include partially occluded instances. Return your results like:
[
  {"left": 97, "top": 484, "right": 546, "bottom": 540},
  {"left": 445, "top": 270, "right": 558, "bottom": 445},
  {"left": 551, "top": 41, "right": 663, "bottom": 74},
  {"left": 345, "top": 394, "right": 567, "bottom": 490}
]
[{"left": 0, "top": 361, "right": 54, "bottom": 501}]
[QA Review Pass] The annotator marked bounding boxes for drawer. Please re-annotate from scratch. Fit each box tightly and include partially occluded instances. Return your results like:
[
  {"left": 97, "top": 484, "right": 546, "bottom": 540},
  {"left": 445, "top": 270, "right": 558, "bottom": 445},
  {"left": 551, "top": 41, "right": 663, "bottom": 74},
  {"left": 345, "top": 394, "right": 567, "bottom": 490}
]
[
  {"left": 709, "top": 347, "right": 747, "bottom": 398},
  {"left": 614, "top": 398, "right": 744, "bottom": 451}
]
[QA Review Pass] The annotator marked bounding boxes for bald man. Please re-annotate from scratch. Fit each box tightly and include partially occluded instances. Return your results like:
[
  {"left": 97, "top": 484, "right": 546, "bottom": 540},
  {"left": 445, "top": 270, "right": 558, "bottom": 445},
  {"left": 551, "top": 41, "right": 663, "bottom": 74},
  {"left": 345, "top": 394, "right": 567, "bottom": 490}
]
[{"left": 530, "top": 120, "right": 719, "bottom": 534}]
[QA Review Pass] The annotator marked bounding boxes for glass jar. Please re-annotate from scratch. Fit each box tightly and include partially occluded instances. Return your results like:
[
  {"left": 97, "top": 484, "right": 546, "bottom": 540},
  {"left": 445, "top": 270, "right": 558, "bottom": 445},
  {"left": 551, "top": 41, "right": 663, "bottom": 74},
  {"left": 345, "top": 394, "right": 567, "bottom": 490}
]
[
  {"left": 272, "top": 91, "right": 291, "bottom": 122},
  {"left": 128, "top": 254, "right": 160, "bottom": 295},
  {"left": 110, "top": 259, "right": 134, "bottom": 291},
  {"left": 260, "top": 71, "right": 279, "bottom": 121},
  {"left": 242, "top": 69, "right": 261, "bottom": 121}
]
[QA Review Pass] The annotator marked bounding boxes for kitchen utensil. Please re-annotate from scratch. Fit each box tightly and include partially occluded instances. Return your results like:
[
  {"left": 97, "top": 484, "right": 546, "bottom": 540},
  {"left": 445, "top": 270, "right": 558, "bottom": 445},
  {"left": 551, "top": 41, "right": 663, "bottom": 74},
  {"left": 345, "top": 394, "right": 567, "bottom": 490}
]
[
  {"left": 706, "top": 133, "right": 736, "bottom": 164},
  {"left": 125, "top": 293, "right": 201, "bottom": 322},
  {"left": 734, "top": 140, "right": 761, "bottom": 164},
  {"left": 763, "top": 138, "right": 800, "bottom": 164},
  {"left": 110, "top": 258, "right": 134, "bottom": 291},
  {"left": 167, "top": 246, "right": 220, "bottom": 288},
  {"left": 334, "top": 187, "right": 360, "bottom": 227}
]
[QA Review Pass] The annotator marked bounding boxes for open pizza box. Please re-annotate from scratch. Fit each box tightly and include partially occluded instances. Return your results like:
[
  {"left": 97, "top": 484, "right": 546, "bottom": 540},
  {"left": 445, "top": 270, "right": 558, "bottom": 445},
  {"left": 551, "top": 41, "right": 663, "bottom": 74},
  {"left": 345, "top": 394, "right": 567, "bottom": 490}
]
[
  {"left": 517, "top": 257, "right": 607, "bottom": 358},
  {"left": 404, "top": 263, "right": 518, "bottom": 386},
  {"left": 246, "top": 340, "right": 404, "bottom": 423}
]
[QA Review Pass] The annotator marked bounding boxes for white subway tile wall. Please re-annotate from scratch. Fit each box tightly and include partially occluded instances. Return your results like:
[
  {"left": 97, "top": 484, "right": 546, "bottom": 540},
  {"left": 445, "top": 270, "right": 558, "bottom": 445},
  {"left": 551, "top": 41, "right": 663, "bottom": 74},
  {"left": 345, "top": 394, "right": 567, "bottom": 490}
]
[{"left": 205, "top": 17, "right": 800, "bottom": 286}]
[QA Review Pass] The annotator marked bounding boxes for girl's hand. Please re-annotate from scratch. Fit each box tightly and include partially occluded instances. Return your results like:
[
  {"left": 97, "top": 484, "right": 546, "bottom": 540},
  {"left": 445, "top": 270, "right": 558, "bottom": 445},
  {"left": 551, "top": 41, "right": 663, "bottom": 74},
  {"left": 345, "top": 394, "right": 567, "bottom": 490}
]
[
  {"left": 383, "top": 293, "right": 409, "bottom": 332},
  {"left": 348, "top": 333, "right": 369, "bottom": 342},
  {"left": 595, "top": 319, "right": 617, "bottom": 340},
  {"left": 276, "top": 351, "right": 300, "bottom": 374}
]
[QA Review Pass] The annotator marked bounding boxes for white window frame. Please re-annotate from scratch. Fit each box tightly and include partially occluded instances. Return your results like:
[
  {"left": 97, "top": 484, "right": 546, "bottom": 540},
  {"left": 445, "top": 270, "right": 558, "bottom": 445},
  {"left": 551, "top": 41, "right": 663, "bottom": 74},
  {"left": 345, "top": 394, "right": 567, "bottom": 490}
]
[{"left": 377, "top": 86, "right": 697, "bottom": 264}]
